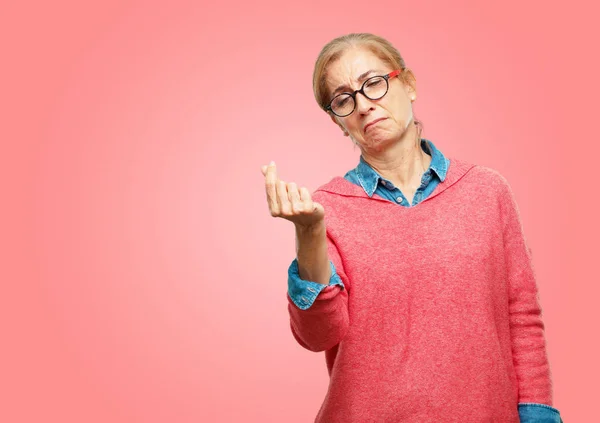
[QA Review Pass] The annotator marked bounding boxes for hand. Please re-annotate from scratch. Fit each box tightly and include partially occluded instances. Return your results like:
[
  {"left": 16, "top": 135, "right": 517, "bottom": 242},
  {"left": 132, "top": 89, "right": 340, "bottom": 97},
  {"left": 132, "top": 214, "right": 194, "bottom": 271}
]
[{"left": 261, "top": 161, "right": 325, "bottom": 229}]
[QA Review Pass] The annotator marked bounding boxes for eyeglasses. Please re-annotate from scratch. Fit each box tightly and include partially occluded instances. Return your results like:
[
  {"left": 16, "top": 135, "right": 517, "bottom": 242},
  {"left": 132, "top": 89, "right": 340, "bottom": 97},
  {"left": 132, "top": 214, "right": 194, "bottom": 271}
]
[{"left": 326, "top": 70, "right": 402, "bottom": 117}]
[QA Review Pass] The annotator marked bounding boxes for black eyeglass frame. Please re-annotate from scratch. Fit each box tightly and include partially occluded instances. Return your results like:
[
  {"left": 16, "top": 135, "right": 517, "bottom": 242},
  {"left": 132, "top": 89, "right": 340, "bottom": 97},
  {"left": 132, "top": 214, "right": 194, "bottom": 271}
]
[{"left": 325, "top": 69, "right": 402, "bottom": 117}]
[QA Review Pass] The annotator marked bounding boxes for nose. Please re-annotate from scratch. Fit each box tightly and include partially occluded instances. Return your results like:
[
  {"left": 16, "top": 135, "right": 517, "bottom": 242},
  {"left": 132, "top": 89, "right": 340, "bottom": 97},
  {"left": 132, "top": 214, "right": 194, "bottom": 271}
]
[{"left": 355, "top": 91, "right": 375, "bottom": 114}]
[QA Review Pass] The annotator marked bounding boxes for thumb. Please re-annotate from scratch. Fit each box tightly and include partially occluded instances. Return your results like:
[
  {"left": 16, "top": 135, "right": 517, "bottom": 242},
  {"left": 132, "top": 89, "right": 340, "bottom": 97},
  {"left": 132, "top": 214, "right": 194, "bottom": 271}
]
[{"left": 313, "top": 201, "right": 325, "bottom": 215}]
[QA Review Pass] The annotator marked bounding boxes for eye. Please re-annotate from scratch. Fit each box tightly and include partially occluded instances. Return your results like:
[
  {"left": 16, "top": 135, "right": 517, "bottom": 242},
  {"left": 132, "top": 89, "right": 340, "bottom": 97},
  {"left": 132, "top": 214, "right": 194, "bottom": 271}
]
[
  {"left": 333, "top": 95, "right": 350, "bottom": 108},
  {"left": 366, "top": 79, "right": 384, "bottom": 88}
]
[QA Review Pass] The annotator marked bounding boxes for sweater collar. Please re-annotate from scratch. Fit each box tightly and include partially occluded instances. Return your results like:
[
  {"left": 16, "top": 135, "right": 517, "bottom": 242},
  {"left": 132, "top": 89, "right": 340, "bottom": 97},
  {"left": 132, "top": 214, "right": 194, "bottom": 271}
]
[
  {"left": 352, "top": 139, "right": 449, "bottom": 197},
  {"left": 316, "top": 157, "right": 475, "bottom": 203}
]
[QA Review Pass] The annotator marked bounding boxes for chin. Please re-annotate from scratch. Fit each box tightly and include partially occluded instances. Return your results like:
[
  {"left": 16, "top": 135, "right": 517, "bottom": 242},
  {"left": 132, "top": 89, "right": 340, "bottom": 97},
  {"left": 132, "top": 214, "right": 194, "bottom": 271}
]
[{"left": 361, "top": 135, "right": 396, "bottom": 152}]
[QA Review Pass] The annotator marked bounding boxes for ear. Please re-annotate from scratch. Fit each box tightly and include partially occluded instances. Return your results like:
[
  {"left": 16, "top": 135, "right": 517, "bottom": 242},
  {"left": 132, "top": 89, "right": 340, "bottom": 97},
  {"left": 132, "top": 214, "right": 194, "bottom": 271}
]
[
  {"left": 401, "top": 68, "right": 418, "bottom": 100},
  {"left": 330, "top": 113, "right": 349, "bottom": 136}
]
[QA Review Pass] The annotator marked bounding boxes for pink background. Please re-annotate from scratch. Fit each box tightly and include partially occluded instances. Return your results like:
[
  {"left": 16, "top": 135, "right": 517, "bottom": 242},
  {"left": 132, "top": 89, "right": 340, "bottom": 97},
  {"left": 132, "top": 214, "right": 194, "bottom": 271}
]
[{"left": 2, "top": 0, "right": 598, "bottom": 421}]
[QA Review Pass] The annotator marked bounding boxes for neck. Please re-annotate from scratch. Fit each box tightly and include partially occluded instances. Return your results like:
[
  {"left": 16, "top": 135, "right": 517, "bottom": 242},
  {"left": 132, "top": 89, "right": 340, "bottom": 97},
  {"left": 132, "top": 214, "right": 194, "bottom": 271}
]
[{"left": 360, "top": 123, "right": 432, "bottom": 188}]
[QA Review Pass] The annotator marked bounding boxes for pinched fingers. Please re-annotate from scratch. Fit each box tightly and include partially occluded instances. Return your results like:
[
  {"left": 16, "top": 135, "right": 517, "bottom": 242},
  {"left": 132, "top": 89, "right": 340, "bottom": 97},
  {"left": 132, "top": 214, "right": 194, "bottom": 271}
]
[{"left": 262, "top": 161, "right": 319, "bottom": 223}]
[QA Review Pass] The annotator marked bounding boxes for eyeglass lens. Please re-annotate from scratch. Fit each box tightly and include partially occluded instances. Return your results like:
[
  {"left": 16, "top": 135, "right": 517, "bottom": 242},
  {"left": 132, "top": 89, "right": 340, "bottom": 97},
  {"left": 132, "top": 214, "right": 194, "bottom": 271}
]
[{"left": 330, "top": 76, "right": 388, "bottom": 116}]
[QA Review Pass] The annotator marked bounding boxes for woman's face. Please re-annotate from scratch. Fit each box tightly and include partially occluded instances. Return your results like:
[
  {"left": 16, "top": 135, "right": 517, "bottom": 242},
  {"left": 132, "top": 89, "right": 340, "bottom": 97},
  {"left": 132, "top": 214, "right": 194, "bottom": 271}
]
[{"left": 325, "top": 47, "right": 416, "bottom": 152}]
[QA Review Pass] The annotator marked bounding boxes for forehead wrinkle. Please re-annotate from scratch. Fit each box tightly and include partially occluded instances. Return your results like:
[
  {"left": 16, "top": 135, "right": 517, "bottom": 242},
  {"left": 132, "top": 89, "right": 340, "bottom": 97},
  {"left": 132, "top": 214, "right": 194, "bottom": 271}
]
[{"left": 330, "top": 69, "right": 384, "bottom": 97}]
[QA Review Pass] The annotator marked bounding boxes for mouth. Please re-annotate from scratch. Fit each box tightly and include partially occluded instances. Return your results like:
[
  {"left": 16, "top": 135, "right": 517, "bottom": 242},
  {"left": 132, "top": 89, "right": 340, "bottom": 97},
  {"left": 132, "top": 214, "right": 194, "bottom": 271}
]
[{"left": 364, "top": 118, "right": 387, "bottom": 132}]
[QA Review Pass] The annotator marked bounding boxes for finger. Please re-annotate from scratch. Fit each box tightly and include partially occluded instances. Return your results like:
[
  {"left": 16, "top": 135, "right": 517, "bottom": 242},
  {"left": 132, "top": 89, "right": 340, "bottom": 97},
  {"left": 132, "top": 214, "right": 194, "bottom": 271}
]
[
  {"left": 267, "top": 160, "right": 278, "bottom": 180},
  {"left": 287, "top": 182, "right": 303, "bottom": 212},
  {"left": 264, "top": 162, "right": 279, "bottom": 215},
  {"left": 261, "top": 165, "right": 267, "bottom": 175},
  {"left": 276, "top": 180, "right": 292, "bottom": 215},
  {"left": 299, "top": 187, "right": 314, "bottom": 212}
]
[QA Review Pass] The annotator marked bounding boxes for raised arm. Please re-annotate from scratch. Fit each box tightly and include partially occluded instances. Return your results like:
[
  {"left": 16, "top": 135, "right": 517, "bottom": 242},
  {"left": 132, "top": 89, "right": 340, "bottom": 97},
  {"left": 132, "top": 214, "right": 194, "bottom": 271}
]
[
  {"left": 287, "top": 220, "right": 351, "bottom": 352},
  {"left": 261, "top": 161, "right": 351, "bottom": 352}
]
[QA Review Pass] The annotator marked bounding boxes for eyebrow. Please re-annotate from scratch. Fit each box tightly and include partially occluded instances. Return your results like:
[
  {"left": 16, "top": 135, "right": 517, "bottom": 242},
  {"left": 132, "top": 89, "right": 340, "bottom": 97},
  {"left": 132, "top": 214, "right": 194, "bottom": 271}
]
[{"left": 331, "top": 70, "right": 381, "bottom": 96}]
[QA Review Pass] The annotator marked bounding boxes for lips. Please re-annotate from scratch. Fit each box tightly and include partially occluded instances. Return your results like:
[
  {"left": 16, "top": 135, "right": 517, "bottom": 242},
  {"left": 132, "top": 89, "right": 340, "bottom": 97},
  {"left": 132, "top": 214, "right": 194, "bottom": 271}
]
[{"left": 364, "top": 118, "right": 387, "bottom": 131}]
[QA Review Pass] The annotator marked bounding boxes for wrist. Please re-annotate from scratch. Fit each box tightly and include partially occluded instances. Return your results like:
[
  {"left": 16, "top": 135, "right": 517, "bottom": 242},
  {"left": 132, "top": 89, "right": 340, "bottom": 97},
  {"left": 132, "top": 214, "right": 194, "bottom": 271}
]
[{"left": 295, "top": 220, "right": 325, "bottom": 236}]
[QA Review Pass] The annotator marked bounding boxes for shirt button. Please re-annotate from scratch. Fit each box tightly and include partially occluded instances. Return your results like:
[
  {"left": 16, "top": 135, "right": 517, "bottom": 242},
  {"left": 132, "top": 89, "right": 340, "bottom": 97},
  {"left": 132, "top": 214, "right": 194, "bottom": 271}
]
[{"left": 396, "top": 196, "right": 403, "bottom": 203}]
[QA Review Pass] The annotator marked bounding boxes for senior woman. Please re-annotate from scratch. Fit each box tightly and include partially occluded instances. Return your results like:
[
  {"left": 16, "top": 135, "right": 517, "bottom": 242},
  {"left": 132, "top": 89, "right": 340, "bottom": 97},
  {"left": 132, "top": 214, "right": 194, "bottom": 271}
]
[{"left": 260, "top": 33, "right": 562, "bottom": 423}]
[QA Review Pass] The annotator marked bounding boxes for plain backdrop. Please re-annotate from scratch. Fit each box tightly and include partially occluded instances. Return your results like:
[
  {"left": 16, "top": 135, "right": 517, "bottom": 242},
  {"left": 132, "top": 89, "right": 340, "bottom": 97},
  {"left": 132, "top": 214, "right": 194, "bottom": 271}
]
[{"left": 1, "top": 0, "right": 598, "bottom": 422}]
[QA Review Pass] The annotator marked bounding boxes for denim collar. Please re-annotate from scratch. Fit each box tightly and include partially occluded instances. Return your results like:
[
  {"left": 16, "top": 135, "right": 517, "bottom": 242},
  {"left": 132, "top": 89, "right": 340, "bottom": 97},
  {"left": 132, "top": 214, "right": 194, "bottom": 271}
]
[{"left": 354, "top": 139, "right": 448, "bottom": 197}]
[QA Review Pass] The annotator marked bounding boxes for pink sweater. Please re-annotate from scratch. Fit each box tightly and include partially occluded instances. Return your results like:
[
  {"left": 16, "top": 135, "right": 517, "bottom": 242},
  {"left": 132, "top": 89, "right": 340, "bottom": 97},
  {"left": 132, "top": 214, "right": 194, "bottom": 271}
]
[{"left": 287, "top": 158, "right": 554, "bottom": 423}]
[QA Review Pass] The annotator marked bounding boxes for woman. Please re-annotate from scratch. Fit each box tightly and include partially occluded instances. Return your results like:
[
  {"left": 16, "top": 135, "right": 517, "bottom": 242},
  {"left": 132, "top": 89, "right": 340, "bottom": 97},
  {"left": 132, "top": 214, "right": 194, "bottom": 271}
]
[{"left": 261, "top": 33, "right": 562, "bottom": 423}]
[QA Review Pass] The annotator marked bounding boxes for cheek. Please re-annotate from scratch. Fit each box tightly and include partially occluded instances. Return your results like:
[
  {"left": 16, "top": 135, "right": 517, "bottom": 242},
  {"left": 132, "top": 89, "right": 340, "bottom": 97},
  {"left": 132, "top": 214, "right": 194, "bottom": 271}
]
[
  {"left": 346, "top": 118, "right": 362, "bottom": 133},
  {"left": 391, "top": 102, "right": 411, "bottom": 123}
]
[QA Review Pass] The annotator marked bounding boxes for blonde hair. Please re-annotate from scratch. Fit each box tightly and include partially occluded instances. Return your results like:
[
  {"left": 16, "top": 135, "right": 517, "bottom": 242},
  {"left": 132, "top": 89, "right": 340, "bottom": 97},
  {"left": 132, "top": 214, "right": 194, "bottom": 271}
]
[{"left": 312, "top": 33, "right": 423, "bottom": 145}]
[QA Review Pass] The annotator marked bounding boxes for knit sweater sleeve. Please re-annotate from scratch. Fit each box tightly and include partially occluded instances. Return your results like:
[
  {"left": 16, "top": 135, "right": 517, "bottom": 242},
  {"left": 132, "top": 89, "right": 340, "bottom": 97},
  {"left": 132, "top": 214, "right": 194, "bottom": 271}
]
[
  {"left": 286, "top": 195, "right": 352, "bottom": 353},
  {"left": 287, "top": 258, "right": 344, "bottom": 310},
  {"left": 499, "top": 176, "right": 554, "bottom": 406}
]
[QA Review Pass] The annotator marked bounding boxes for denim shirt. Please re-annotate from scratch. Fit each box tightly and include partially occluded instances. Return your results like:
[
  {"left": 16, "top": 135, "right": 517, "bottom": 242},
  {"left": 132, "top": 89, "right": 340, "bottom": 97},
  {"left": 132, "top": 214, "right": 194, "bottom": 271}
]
[
  {"left": 287, "top": 139, "right": 563, "bottom": 422},
  {"left": 344, "top": 138, "right": 449, "bottom": 206}
]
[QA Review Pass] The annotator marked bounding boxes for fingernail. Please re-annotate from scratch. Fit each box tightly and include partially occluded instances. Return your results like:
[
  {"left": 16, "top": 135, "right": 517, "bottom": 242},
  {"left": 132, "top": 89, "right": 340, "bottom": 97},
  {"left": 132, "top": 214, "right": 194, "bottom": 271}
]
[{"left": 269, "top": 160, "right": 275, "bottom": 166}]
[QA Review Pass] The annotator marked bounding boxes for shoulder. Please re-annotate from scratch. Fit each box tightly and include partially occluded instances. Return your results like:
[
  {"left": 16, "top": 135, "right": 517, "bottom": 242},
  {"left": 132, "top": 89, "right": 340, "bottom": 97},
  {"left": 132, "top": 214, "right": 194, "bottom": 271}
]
[
  {"left": 312, "top": 176, "right": 358, "bottom": 200},
  {"left": 314, "top": 176, "right": 343, "bottom": 192},
  {"left": 470, "top": 164, "right": 508, "bottom": 184},
  {"left": 455, "top": 160, "right": 513, "bottom": 194}
]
